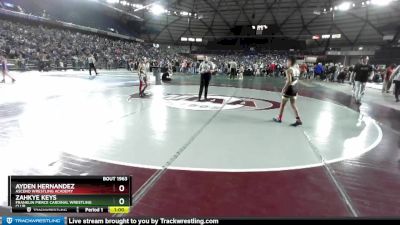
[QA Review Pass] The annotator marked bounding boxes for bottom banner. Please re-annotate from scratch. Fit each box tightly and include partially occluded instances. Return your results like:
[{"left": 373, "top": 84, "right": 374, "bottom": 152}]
[
  {"left": 67, "top": 218, "right": 219, "bottom": 225},
  {"left": 1, "top": 217, "right": 398, "bottom": 225},
  {"left": 66, "top": 217, "right": 398, "bottom": 225},
  {"left": 2, "top": 217, "right": 64, "bottom": 225}
]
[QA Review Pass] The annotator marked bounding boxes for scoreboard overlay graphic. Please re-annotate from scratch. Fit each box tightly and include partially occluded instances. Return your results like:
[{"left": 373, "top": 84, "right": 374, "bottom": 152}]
[{"left": 8, "top": 176, "right": 132, "bottom": 213}]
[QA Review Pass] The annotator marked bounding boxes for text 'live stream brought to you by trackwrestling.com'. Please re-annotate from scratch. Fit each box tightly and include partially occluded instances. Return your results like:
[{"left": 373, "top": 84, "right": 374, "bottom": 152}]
[
  {"left": 67, "top": 218, "right": 220, "bottom": 225},
  {"left": 1, "top": 217, "right": 222, "bottom": 225}
]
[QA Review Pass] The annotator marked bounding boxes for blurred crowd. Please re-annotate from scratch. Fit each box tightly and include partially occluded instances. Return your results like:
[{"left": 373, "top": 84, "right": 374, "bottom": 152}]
[
  {"left": 209, "top": 52, "right": 288, "bottom": 77},
  {"left": 0, "top": 19, "right": 189, "bottom": 71},
  {"left": 0, "top": 18, "right": 396, "bottom": 88},
  {"left": 0, "top": 19, "right": 296, "bottom": 75},
  {"left": 309, "top": 62, "right": 398, "bottom": 85}
]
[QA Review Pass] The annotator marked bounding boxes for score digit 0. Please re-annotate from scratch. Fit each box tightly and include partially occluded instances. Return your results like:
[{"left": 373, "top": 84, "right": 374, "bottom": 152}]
[
  {"left": 119, "top": 198, "right": 125, "bottom": 205},
  {"left": 119, "top": 185, "right": 125, "bottom": 192}
]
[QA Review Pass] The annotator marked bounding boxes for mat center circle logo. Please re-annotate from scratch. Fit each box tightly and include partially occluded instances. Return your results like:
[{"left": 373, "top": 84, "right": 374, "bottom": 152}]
[{"left": 164, "top": 94, "right": 280, "bottom": 111}]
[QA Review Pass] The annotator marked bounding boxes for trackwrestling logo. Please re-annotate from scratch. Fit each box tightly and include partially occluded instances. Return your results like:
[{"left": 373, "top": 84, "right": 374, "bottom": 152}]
[
  {"left": 164, "top": 94, "right": 280, "bottom": 111},
  {"left": 2, "top": 217, "right": 64, "bottom": 225}
]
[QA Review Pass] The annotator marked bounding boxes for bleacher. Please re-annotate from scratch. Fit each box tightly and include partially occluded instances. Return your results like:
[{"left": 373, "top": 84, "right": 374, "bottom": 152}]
[{"left": 373, "top": 47, "right": 400, "bottom": 65}]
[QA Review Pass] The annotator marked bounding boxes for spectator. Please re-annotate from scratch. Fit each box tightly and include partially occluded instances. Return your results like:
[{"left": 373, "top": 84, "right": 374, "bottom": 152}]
[
  {"left": 314, "top": 63, "right": 324, "bottom": 80},
  {"left": 390, "top": 65, "right": 400, "bottom": 102},
  {"left": 383, "top": 64, "right": 395, "bottom": 93}
]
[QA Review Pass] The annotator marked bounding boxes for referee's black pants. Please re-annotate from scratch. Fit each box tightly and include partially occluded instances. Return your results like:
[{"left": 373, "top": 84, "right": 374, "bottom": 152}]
[
  {"left": 89, "top": 63, "right": 98, "bottom": 75},
  {"left": 394, "top": 80, "right": 400, "bottom": 101},
  {"left": 199, "top": 72, "right": 211, "bottom": 100},
  {"left": 230, "top": 68, "right": 237, "bottom": 79}
]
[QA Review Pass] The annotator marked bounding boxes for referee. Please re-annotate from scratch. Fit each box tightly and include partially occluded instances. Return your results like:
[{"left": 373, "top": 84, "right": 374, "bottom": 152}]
[
  {"left": 88, "top": 54, "right": 98, "bottom": 78},
  {"left": 229, "top": 60, "right": 237, "bottom": 79},
  {"left": 198, "top": 56, "right": 214, "bottom": 101}
]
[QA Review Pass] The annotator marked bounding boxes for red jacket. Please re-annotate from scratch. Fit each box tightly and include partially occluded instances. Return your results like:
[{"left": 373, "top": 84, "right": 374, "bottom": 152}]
[
  {"left": 270, "top": 64, "right": 276, "bottom": 71},
  {"left": 300, "top": 64, "right": 308, "bottom": 73},
  {"left": 385, "top": 68, "right": 393, "bottom": 81}
]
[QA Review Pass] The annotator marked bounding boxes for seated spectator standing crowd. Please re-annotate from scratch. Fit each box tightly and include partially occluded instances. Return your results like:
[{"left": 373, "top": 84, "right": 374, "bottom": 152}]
[
  {"left": 1, "top": 18, "right": 398, "bottom": 104},
  {"left": 0, "top": 19, "right": 189, "bottom": 71},
  {"left": 0, "top": 18, "right": 296, "bottom": 76}
]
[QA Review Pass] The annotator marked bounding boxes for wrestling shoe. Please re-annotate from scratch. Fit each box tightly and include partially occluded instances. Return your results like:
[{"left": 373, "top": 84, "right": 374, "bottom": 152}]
[
  {"left": 273, "top": 117, "right": 282, "bottom": 123},
  {"left": 290, "top": 120, "right": 303, "bottom": 127}
]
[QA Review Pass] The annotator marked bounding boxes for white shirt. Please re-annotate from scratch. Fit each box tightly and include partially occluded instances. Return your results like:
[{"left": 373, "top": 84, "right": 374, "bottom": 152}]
[
  {"left": 392, "top": 66, "right": 400, "bottom": 81},
  {"left": 88, "top": 56, "right": 95, "bottom": 64},
  {"left": 288, "top": 65, "right": 300, "bottom": 78},
  {"left": 287, "top": 65, "right": 300, "bottom": 85},
  {"left": 138, "top": 62, "right": 147, "bottom": 78},
  {"left": 199, "top": 61, "right": 213, "bottom": 74},
  {"left": 229, "top": 61, "right": 237, "bottom": 69}
]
